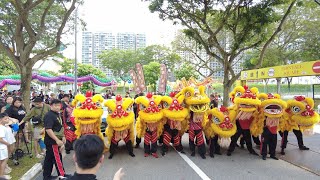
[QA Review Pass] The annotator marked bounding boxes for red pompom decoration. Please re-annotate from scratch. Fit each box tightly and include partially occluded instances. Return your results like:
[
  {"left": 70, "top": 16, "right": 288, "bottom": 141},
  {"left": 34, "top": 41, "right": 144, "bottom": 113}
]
[
  {"left": 116, "top": 95, "right": 122, "bottom": 101},
  {"left": 146, "top": 92, "right": 153, "bottom": 99}
]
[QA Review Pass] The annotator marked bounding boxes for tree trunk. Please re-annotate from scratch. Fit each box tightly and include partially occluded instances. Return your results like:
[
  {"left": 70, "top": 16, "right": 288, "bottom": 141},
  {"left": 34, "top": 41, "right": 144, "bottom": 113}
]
[
  {"left": 264, "top": 79, "right": 269, "bottom": 92},
  {"left": 20, "top": 64, "right": 33, "bottom": 111},
  {"left": 286, "top": 77, "right": 292, "bottom": 92},
  {"left": 123, "top": 81, "right": 126, "bottom": 94},
  {"left": 276, "top": 78, "right": 281, "bottom": 94},
  {"left": 223, "top": 82, "right": 231, "bottom": 107}
]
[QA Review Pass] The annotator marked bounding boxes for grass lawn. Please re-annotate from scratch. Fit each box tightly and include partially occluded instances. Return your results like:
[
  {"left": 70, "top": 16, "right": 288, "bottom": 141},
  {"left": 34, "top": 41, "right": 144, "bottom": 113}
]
[{"left": 8, "top": 154, "right": 41, "bottom": 180}]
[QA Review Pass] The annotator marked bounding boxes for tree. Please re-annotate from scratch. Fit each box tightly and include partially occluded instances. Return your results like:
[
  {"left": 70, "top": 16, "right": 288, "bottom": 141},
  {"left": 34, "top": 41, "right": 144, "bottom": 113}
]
[
  {"left": 243, "top": 0, "right": 320, "bottom": 92},
  {"left": 174, "top": 63, "right": 199, "bottom": 80},
  {"left": 0, "top": 0, "right": 78, "bottom": 109},
  {"left": 138, "top": 45, "right": 181, "bottom": 72},
  {"left": 143, "top": 62, "right": 160, "bottom": 92},
  {"left": 0, "top": 53, "right": 16, "bottom": 75},
  {"left": 148, "top": 0, "right": 296, "bottom": 106},
  {"left": 99, "top": 49, "right": 138, "bottom": 92},
  {"left": 172, "top": 31, "right": 223, "bottom": 78},
  {"left": 59, "top": 57, "right": 75, "bottom": 75},
  {"left": 77, "top": 63, "right": 106, "bottom": 92}
]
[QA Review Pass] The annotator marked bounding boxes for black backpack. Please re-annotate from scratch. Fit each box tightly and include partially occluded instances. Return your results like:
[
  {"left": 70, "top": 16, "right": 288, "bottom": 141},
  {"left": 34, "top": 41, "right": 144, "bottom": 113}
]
[{"left": 31, "top": 106, "right": 45, "bottom": 125}]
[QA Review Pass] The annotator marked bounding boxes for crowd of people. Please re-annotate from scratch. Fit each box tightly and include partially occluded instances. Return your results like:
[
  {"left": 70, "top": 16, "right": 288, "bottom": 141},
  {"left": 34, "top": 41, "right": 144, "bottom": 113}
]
[{"left": 0, "top": 88, "right": 126, "bottom": 180}]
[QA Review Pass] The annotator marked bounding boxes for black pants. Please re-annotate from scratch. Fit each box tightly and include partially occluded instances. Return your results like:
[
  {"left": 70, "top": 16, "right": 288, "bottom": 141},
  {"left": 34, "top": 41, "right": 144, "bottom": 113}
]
[
  {"left": 189, "top": 129, "right": 206, "bottom": 156},
  {"left": 240, "top": 135, "right": 261, "bottom": 146},
  {"left": 228, "top": 121, "right": 254, "bottom": 153},
  {"left": 280, "top": 129, "right": 304, "bottom": 150},
  {"left": 65, "top": 140, "right": 73, "bottom": 152},
  {"left": 261, "top": 127, "right": 277, "bottom": 157},
  {"left": 209, "top": 136, "right": 220, "bottom": 156},
  {"left": 43, "top": 144, "right": 65, "bottom": 179},
  {"left": 162, "top": 124, "right": 183, "bottom": 153},
  {"left": 144, "top": 130, "right": 158, "bottom": 154}
]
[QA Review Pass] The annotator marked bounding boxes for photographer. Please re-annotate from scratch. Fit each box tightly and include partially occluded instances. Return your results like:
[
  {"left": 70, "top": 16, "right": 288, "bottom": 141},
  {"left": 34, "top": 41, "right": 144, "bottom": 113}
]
[{"left": 19, "top": 97, "right": 50, "bottom": 158}]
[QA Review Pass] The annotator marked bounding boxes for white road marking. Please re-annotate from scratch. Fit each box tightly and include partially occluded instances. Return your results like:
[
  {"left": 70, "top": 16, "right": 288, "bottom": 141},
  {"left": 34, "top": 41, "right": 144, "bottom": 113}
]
[{"left": 174, "top": 147, "right": 212, "bottom": 180}]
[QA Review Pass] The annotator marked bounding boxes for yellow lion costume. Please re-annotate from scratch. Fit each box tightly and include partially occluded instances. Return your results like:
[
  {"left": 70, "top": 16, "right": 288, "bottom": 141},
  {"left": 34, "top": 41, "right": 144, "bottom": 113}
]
[
  {"left": 71, "top": 91, "right": 107, "bottom": 149},
  {"left": 251, "top": 93, "right": 287, "bottom": 160},
  {"left": 135, "top": 93, "right": 164, "bottom": 158},
  {"left": 279, "top": 96, "right": 319, "bottom": 154},
  {"left": 177, "top": 85, "right": 210, "bottom": 159},
  {"left": 203, "top": 106, "right": 237, "bottom": 157},
  {"left": 227, "top": 86, "right": 261, "bottom": 156},
  {"left": 160, "top": 92, "right": 189, "bottom": 155},
  {"left": 104, "top": 95, "right": 135, "bottom": 159}
]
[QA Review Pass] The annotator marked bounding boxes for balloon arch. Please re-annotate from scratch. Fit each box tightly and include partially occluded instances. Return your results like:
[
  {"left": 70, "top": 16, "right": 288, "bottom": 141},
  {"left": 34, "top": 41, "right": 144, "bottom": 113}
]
[{"left": 0, "top": 72, "right": 116, "bottom": 89}]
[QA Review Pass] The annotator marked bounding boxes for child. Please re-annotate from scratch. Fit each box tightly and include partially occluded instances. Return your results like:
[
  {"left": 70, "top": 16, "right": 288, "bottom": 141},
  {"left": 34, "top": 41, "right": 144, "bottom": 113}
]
[{"left": 0, "top": 113, "right": 11, "bottom": 179}]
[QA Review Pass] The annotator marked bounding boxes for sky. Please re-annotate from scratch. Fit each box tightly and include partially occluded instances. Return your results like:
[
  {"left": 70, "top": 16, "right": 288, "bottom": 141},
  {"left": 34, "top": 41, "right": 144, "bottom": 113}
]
[{"left": 63, "top": 0, "right": 181, "bottom": 60}]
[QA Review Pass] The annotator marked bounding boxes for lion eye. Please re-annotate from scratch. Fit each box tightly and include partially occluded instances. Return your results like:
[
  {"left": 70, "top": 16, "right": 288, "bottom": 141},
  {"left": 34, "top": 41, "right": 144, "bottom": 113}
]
[
  {"left": 236, "top": 92, "right": 242, "bottom": 97},
  {"left": 127, "top": 105, "right": 133, "bottom": 112},
  {"left": 76, "top": 102, "right": 82, "bottom": 108},
  {"left": 163, "top": 102, "right": 169, "bottom": 108},
  {"left": 107, "top": 108, "right": 113, "bottom": 114},
  {"left": 212, "top": 117, "right": 220, "bottom": 124},
  {"left": 96, "top": 102, "right": 101, "bottom": 107},
  {"left": 292, "top": 106, "right": 301, "bottom": 113},
  {"left": 140, "top": 104, "right": 146, "bottom": 111}
]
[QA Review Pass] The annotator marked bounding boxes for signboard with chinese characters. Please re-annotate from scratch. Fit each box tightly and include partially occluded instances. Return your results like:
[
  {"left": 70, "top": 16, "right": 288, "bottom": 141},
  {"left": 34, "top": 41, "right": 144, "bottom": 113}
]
[{"left": 241, "top": 60, "right": 320, "bottom": 80}]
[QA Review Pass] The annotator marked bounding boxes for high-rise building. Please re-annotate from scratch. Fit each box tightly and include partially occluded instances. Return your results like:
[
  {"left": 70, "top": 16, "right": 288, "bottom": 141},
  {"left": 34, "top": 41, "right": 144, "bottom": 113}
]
[
  {"left": 116, "top": 33, "right": 146, "bottom": 50},
  {"left": 82, "top": 32, "right": 146, "bottom": 77}
]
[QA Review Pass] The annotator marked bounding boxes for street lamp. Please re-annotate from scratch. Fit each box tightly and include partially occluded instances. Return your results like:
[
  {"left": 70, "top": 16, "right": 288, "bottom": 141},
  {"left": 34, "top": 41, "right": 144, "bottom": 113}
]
[{"left": 74, "top": 6, "right": 78, "bottom": 95}]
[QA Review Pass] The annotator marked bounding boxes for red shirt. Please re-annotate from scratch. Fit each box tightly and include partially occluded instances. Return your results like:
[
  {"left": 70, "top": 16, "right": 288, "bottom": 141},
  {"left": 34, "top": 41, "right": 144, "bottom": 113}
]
[{"left": 238, "top": 117, "right": 253, "bottom": 130}]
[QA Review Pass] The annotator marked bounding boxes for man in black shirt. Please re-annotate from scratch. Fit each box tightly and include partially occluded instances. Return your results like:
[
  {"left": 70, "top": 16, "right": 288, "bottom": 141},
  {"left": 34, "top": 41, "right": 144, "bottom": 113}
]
[
  {"left": 67, "top": 135, "right": 124, "bottom": 180},
  {"left": 43, "top": 99, "right": 70, "bottom": 180}
]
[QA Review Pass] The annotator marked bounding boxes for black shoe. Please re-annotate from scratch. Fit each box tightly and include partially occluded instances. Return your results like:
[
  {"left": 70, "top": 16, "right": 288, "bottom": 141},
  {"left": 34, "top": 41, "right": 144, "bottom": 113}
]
[
  {"left": 250, "top": 150, "right": 259, "bottom": 156},
  {"left": 270, "top": 156, "right": 279, "bottom": 160},
  {"left": 65, "top": 150, "right": 70, "bottom": 154},
  {"left": 215, "top": 151, "right": 222, "bottom": 155},
  {"left": 58, "top": 174, "right": 72, "bottom": 180},
  {"left": 44, "top": 175, "right": 58, "bottom": 180},
  {"left": 227, "top": 151, "right": 232, "bottom": 156},
  {"left": 108, "top": 154, "right": 114, "bottom": 159},
  {"left": 299, "top": 146, "right": 309, "bottom": 150},
  {"left": 129, "top": 152, "right": 135, "bottom": 157},
  {"left": 280, "top": 150, "right": 285, "bottom": 155},
  {"left": 191, "top": 152, "right": 195, "bottom": 156},
  {"left": 240, "top": 144, "right": 245, "bottom": 149},
  {"left": 262, "top": 156, "right": 266, "bottom": 160},
  {"left": 179, "top": 150, "right": 185, "bottom": 154},
  {"left": 200, "top": 154, "right": 206, "bottom": 159},
  {"left": 135, "top": 144, "right": 140, "bottom": 148},
  {"left": 210, "top": 153, "right": 214, "bottom": 158}
]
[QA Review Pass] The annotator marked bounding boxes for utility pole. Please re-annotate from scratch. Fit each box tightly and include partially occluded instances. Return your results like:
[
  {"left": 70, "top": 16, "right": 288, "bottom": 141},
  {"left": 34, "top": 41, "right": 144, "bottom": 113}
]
[{"left": 74, "top": 6, "right": 78, "bottom": 95}]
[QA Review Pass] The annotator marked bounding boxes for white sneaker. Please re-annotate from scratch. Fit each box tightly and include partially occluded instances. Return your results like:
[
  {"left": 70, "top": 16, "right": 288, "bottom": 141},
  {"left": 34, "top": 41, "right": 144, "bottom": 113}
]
[
  {"left": 2, "top": 175, "right": 12, "bottom": 179},
  {"left": 36, "top": 154, "right": 44, "bottom": 158},
  {"left": 5, "top": 167, "right": 12, "bottom": 174}
]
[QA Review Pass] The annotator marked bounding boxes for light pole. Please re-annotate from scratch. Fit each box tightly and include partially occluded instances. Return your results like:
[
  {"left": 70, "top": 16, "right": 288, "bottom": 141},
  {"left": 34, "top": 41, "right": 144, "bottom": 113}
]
[{"left": 74, "top": 6, "right": 78, "bottom": 95}]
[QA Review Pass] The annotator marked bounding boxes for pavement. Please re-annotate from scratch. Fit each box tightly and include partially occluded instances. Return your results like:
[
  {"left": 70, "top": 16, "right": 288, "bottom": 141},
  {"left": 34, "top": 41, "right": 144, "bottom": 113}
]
[{"left": 32, "top": 126, "right": 320, "bottom": 180}]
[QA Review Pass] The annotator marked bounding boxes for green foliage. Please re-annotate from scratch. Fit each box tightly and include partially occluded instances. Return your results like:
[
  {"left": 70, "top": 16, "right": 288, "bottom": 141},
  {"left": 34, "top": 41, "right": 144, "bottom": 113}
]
[
  {"left": 174, "top": 63, "right": 199, "bottom": 80},
  {"left": 143, "top": 62, "right": 160, "bottom": 91},
  {"left": 37, "top": 70, "right": 59, "bottom": 76},
  {"left": 59, "top": 58, "right": 75, "bottom": 75},
  {"left": 0, "top": 53, "right": 15, "bottom": 75},
  {"left": 77, "top": 63, "right": 106, "bottom": 92},
  {"left": 99, "top": 49, "right": 138, "bottom": 81}
]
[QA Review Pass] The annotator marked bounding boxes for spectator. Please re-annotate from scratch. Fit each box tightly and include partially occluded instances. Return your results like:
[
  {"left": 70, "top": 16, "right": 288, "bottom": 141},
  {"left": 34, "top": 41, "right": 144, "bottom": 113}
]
[
  {"left": 209, "top": 94, "right": 218, "bottom": 109},
  {"left": 43, "top": 99, "right": 70, "bottom": 180},
  {"left": 0, "top": 113, "right": 11, "bottom": 180},
  {"left": 125, "top": 92, "right": 131, "bottom": 98},
  {"left": 68, "top": 90, "right": 74, "bottom": 101},
  {"left": 19, "top": 97, "right": 50, "bottom": 158},
  {"left": 66, "top": 135, "right": 124, "bottom": 180},
  {"left": 44, "top": 95, "right": 50, "bottom": 104},
  {"left": 5, "top": 97, "right": 30, "bottom": 143},
  {"left": 58, "top": 90, "right": 64, "bottom": 100},
  {"left": 0, "top": 103, "right": 17, "bottom": 177},
  {"left": 4, "top": 97, "right": 13, "bottom": 110},
  {"left": 50, "top": 93, "right": 56, "bottom": 103}
]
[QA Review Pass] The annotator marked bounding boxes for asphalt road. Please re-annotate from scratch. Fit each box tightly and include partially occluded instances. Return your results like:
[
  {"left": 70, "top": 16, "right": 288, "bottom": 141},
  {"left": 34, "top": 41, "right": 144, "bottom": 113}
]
[{"left": 34, "top": 131, "right": 320, "bottom": 180}]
